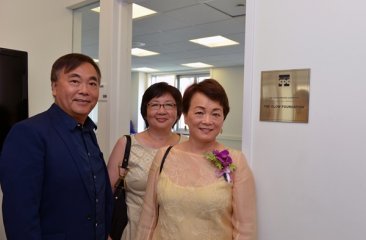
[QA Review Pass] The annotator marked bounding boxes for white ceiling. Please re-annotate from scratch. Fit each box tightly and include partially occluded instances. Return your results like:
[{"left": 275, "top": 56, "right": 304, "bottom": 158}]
[{"left": 81, "top": 0, "right": 246, "bottom": 72}]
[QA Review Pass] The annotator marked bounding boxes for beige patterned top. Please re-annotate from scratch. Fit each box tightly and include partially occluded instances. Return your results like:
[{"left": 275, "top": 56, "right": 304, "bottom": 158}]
[{"left": 121, "top": 134, "right": 186, "bottom": 240}]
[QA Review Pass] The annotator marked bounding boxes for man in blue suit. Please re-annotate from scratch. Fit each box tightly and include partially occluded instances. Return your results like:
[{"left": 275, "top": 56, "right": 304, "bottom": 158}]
[{"left": 0, "top": 53, "right": 113, "bottom": 239}]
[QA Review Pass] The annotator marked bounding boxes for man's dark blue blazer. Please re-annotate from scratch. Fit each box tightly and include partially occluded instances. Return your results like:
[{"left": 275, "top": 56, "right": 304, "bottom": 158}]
[{"left": 0, "top": 104, "right": 113, "bottom": 239}]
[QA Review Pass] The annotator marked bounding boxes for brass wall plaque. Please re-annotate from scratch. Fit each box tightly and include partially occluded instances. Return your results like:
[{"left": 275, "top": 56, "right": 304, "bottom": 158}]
[{"left": 260, "top": 69, "right": 310, "bottom": 123}]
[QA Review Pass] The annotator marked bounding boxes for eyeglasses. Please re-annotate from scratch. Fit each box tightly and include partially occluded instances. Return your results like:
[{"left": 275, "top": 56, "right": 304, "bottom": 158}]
[{"left": 148, "top": 103, "right": 176, "bottom": 110}]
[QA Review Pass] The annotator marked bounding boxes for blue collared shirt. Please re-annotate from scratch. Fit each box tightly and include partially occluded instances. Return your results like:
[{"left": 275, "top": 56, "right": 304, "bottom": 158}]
[{"left": 56, "top": 105, "right": 108, "bottom": 240}]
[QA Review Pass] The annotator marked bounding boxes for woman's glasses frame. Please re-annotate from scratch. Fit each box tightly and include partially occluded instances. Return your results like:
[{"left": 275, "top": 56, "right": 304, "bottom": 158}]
[{"left": 147, "top": 103, "right": 176, "bottom": 111}]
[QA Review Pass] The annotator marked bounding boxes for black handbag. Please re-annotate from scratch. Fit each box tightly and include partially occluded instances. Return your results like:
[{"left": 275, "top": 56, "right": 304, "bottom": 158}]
[{"left": 110, "top": 135, "right": 131, "bottom": 240}]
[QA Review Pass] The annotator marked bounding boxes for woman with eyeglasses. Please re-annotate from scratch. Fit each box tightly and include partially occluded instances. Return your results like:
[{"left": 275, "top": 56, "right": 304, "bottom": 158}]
[
  {"left": 136, "top": 79, "right": 257, "bottom": 240},
  {"left": 107, "top": 82, "right": 185, "bottom": 240}
]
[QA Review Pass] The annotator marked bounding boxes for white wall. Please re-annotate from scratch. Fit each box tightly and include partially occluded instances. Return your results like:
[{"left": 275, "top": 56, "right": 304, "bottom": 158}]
[
  {"left": 97, "top": 0, "right": 132, "bottom": 157},
  {"left": 212, "top": 66, "right": 244, "bottom": 149},
  {"left": 131, "top": 71, "right": 148, "bottom": 133},
  {"left": 244, "top": 0, "right": 366, "bottom": 239},
  {"left": 0, "top": 0, "right": 85, "bottom": 116}
]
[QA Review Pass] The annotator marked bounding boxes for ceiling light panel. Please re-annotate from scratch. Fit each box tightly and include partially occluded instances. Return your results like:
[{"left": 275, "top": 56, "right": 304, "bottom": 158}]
[
  {"left": 181, "top": 62, "right": 213, "bottom": 68},
  {"left": 190, "top": 35, "right": 239, "bottom": 48},
  {"left": 133, "top": 4, "right": 157, "bottom": 19},
  {"left": 131, "top": 48, "right": 159, "bottom": 57},
  {"left": 133, "top": 67, "right": 159, "bottom": 72},
  {"left": 91, "top": 4, "right": 157, "bottom": 20},
  {"left": 91, "top": 7, "right": 100, "bottom": 13}
]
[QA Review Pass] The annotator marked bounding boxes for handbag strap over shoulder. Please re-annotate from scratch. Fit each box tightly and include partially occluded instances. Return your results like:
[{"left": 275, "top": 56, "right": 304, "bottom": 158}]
[
  {"left": 159, "top": 145, "right": 173, "bottom": 174},
  {"left": 114, "top": 135, "right": 131, "bottom": 193},
  {"left": 121, "top": 135, "right": 131, "bottom": 169}
]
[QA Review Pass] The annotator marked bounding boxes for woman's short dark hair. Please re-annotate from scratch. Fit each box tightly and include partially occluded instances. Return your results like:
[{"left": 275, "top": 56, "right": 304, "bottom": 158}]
[
  {"left": 141, "top": 82, "right": 182, "bottom": 128},
  {"left": 51, "top": 53, "right": 101, "bottom": 83},
  {"left": 182, "top": 79, "right": 230, "bottom": 119}
]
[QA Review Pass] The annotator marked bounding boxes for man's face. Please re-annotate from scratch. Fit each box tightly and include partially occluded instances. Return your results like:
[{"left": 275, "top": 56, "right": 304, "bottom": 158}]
[{"left": 52, "top": 63, "right": 100, "bottom": 123}]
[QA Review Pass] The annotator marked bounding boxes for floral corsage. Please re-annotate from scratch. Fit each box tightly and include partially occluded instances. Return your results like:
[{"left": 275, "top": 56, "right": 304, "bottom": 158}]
[{"left": 205, "top": 149, "right": 236, "bottom": 183}]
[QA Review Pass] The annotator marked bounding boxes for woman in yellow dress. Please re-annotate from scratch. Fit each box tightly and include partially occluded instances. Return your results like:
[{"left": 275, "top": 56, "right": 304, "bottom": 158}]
[
  {"left": 107, "top": 82, "right": 185, "bottom": 240},
  {"left": 136, "top": 79, "right": 257, "bottom": 240}
]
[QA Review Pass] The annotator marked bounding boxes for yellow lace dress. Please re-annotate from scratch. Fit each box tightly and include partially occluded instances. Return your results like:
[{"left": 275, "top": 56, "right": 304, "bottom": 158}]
[{"left": 136, "top": 146, "right": 257, "bottom": 240}]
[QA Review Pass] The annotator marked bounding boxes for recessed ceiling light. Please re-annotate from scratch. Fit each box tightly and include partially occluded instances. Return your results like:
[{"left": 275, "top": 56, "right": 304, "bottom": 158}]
[
  {"left": 91, "top": 7, "right": 100, "bottom": 13},
  {"left": 133, "top": 67, "right": 159, "bottom": 72},
  {"left": 189, "top": 35, "right": 239, "bottom": 48},
  {"left": 131, "top": 48, "right": 159, "bottom": 57},
  {"left": 132, "top": 4, "right": 157, "bottom": 19},
  {"left": 90, "top": 4, "right": 156, "bottom": 19},
  {"left": 93, "top": 59, "right": 99, "bottom": 63},
  {"left": 181, "top": 62, "right": 213, "bottom": 68}
]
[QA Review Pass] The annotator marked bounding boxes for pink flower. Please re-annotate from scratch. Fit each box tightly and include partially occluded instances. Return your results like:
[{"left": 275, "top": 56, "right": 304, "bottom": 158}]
[
  {"left": 205, "top": 149, "right": 237, "bottom": 183},
  {"left": 212, "top": 149, "right": 232, "bottom": 167}
]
